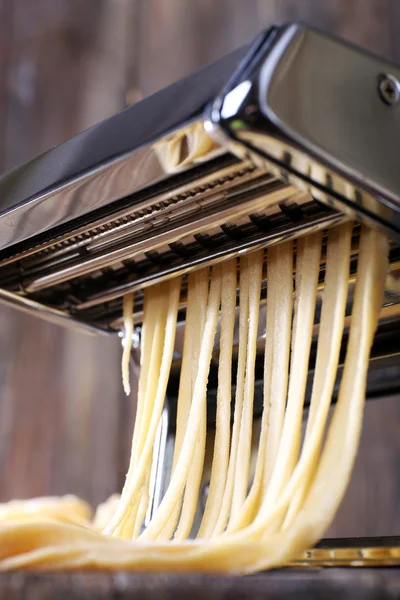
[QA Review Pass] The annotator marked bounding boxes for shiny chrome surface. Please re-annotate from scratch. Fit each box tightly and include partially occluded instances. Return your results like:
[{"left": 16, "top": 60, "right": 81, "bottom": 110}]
[
  {"left": 207, "top": 23, "right": 400, "bottom": 242},
  {"left": 144, "top": 404, "right": 169, "bottom": 530},
  {"left": 0, "top": 287, "right": 106, "bottom": 335},
  {"left": 0, "top": 156, "right": 340, "bottom": 331},
  {"left": 0, "top": 45, "right": 249, "bottom": 251},
  {"left": 25, "top": 171, "right": 289, "bottom": 294},
  {"left": 293, "top": 538, "right": 400, "bottom": 567},
  {"left": 0, "top": 22, "right": 399, "bottom": 338}
]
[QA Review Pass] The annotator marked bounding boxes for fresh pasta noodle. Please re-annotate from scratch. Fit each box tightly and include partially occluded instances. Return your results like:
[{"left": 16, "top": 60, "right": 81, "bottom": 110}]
[
  {"left": 0, "top": 224, "right": 389, "bottom": 575},
  {"left": 155, "top": 122, "right": 219, "bottom": 173},
  {"left": 122, "top": 293, "right": 134, "bottom": 395},
  {"left": 173, "top": 270, "right": 209, "bottom": 540},
  {"left": 198, "top": 259, "right": 236, "bottom": 539},
  {"left": 226, "top": 241, "right": 293, "bottom": 534},
  {"left": 139, "top": 266, "right": 222, "bottom": 541},
  {"left": 93, "top": 494, "right": 120, "bottom": 531},
  {"left": 0, "top": 496, "right": 92, "bottom": 527},
  {"left": 230, "top": 251, "right": 263, "bottom": 521},
  {"left": 212, "top": 256, "right": 250, "bottom": 536}
]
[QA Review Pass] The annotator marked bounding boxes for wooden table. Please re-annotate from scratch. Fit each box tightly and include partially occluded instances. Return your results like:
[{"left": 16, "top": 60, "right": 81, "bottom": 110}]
[{"left": 0, "top": 569, "right": 399, "bottom": 600}]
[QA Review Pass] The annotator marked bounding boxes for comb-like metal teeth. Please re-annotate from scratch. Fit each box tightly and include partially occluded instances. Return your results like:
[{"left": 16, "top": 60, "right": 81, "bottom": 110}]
[
  {"left": 0, "top": 161, "right": 259, "bottom": 269},
  {"left": 0, "top": 158, "right": 349, "bottom": 331},
  {"left": 24, "top": 179, "right": 289, "bottom": 293}
]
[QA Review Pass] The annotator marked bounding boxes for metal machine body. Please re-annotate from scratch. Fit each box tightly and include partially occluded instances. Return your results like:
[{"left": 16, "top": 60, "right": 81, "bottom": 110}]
[{"left": 0, "top": 23, "right": 399, "bottom": 564}]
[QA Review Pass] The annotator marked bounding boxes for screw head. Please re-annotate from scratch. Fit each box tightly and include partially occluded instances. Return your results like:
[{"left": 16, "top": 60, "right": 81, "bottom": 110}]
[{"left": 378, "top": 73, "right": 400, "bottom": 106}]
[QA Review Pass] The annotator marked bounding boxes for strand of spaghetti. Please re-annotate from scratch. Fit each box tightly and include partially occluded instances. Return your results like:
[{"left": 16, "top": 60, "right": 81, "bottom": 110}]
[
  {"left": 139, "top": 267, "right": 221, "bottom": 540},
  {"left": 282, "top": 222, "right": 352, "bottom": 527},
  {"left": 121, "top": 293, "right": 134, "bottom": 396},
  {"left": 213, "top": 232, "right": 321, "bottom": 542},
  {"left": 118, "top": 290, "right": 169, "bottom": 538},
  {"left": 0, "top": 227, "right": 388, "bottom": 575},
  {"left": 229, "top": 250, "right": 263, "bottom": 522},
  {"left": 118, "top": 288, "right": 160, "bottom": 538},
  {"left": 246, "top": 226, "right": 389, "bottom": 572},
  {"left": 198, "top": 259, "right": 237, "bottom": 539},
  {"left": 131, "top": 287, "right": 169, "bottom": 467},
  {"left": 261, "top": 242, "right": 293, "bottom": 494},
  {"left": 226, "top": 241, "right": 293, "bottom": 533},
  {"left": 103, "top": 278, "right": 181, "bottom": 536},
  {"left": 212, "top": 257, "right": 249, "bottom": 536},
  {"left": 219, "top": 233, "right": 322, "bottom": 541},
  {"left": 174, "top": 270, "right": 210, "bottom": 539},
  {"left": 133, "top": 294, "right": 179, "bottom": 537},
  {"left": 116, "top": 287, "right": 167, "bottom": 539},
  {"left": 132, "top": 466, "right": 151, "bottom": 538},
  {"left": 218, "top": 224, "right": 384, "bottom": 547},
  {"left": 131, "top": 287, "right": 159, "bottom": 466},
  {"left": 157, "top": 272, "right": 201, "bottom": 540},
  {"left": 120, "top": 288, "right": 160, "bottom": 494},
  {"left": 116, "top": 291, "right": 170, "bottom": 538},
  {"left": 220, "top": 223, "right": 352, "bottom": 541},
  {"left": 258, "top": 232, "right": 322, "bottom": 519}
]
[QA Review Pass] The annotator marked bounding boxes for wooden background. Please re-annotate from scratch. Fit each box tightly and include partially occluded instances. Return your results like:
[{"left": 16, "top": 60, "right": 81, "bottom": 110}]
[{"left": 0, "top": 0, "right": 398, "bottom": 538}]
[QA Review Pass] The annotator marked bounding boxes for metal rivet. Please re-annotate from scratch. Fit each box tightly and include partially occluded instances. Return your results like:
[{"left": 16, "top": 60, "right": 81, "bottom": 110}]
[{"left": 378, "top": 73, "right": 400, "bottom": 106}]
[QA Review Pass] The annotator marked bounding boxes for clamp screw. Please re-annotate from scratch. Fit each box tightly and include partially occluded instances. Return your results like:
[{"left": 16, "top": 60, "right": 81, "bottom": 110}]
[{"left": 378, "top": 73, "right": 400, "bottom": 106}]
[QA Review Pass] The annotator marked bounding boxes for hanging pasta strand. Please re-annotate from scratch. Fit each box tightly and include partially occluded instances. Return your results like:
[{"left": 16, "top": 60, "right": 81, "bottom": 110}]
[
  {"left": 230, "top": 250, "right": 263, "bottom": 522},
  {"left": 121, "top": 293, "right": 134, "bottom": 396},
  {"left": 261, "top": 242, "right": 294, "bottom": 495},
  {"left": 103, "top": 278, "right": 181, "bottom": 536},
  {"left": 130, "top": 288, "right": 160, "bottom": 469},
  {"left": 139, "top": 266, "right": 222, "bottom": 541},
  {"left": 283, "top": 222, "right": 353, "bottom": 528},
  {"left": 198, "top": 259, "right": 237, "bottom": 539},
  {"left": 0, "top": 224, "right": 390, "bottom": 577},
  {"left": 227, "top": 241, "right": 293, "bottom": 534},
  {"left": 174, "top": 270, "right": 210, "bottom": 540},
  {"left": 157, "top": 272, "right": 204, "bottom": 541},
  {"left": 116, "top": 286, "right": 167, "bottom": 539},
  {"left": 222, "top": 224, "right": 353, "bottom": 542},
  {"left": 254, "top": 232, "right": 322, "bottom": 533},
  {"left": 212, "top": 256, "right": 250, "bottom": 536}
]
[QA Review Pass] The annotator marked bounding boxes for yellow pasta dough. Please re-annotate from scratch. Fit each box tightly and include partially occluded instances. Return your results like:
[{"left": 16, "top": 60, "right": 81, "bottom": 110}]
[{"left": 0, "top": 224, "right": 389, "bottom": 575}]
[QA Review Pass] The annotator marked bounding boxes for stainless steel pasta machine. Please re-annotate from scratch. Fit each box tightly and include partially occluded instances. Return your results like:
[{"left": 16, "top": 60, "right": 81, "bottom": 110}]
[{"left": 0, "top": 22, "right": 399, "bottom": 570}]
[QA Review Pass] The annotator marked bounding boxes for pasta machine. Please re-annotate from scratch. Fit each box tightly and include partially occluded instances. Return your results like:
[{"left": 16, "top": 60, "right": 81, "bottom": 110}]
[{"left": 0, "top": 22, "right": 399, "bottom": 572}]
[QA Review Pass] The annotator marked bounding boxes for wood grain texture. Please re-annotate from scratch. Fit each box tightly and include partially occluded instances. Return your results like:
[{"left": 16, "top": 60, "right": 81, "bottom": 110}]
[
  {"left": 0, "top": 0, "right": 398, "bottom": 542},
  {"left": 0, "top": 570, "right": 399, "bottom": 600}
]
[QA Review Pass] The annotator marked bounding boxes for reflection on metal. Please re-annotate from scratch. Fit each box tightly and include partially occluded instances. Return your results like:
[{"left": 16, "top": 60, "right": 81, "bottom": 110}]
[
  {"left": 207, "top": 24, "right": 400, "bottom": 242},
  {"left": 0, "top": 287, "right": 106, "bottom": 335},
  {"left": 0, "top": 43, "right": 249, "bottom": 251},
  {"left": 293, "top": 538, "right": 400, "bottom": 567},
  {"left": 0, "top": 24, "right": 399, "bottom": 337},
  {"left": 144, "top": 403, "right": 169, "bottom": 529}
]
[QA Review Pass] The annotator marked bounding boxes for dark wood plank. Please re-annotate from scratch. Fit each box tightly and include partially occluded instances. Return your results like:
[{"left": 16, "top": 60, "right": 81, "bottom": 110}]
[
  {"left": 327, "top": 395, "right": 400, "bottom": 538},
  {"left": 0, "top": 0, "right": 14, "bottom": 172},
  {"left": 258, "top": 0, "right": 393, "bottom": 60},
  {"left": 0, "top": 0, "right": 129, "bottom": 507},
  {"left": 0, "top": 569, "right": 398, "bottom": 600}
]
